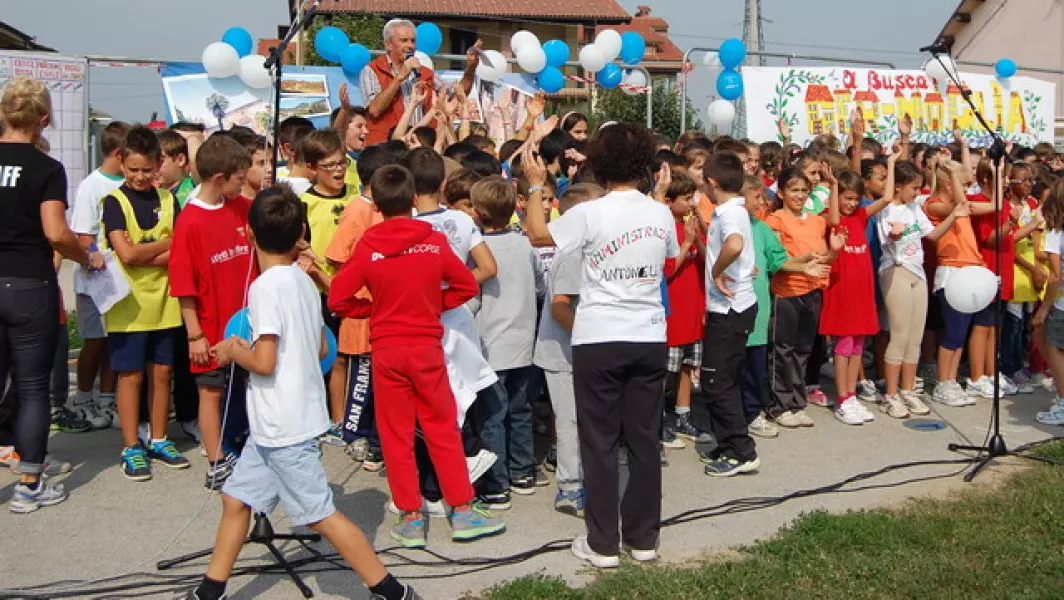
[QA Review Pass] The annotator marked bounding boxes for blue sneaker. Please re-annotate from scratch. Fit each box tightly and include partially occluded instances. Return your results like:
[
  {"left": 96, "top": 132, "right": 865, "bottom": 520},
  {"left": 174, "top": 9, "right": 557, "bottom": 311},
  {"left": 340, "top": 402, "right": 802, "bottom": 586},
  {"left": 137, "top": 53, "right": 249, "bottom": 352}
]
[
  {"left": 554, "top": 489, "right": 585, "bottom": 517},
  {"left": 320, "top": 422, "right": 345, "bottom": 447},
  {"left": 120, "top": 445, "right": 152, "bottom": 481},
  {"left": 704, "top": 456, "right": 760, "bottom": 478},
  {"left": 147, "top": 439, "right": 190, "bottom": 469},
  {"left": 390, "top": 514, "right": 427, "bottom": 548},
  {"left": 450, "top": 504, "right": 506, "bottom": 541}
]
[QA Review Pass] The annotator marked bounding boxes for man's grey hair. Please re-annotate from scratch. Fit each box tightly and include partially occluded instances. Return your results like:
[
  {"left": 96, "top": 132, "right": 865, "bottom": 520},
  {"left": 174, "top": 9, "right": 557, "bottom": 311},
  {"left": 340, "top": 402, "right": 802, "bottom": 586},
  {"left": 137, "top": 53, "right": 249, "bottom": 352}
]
[{"left": 383, "top": 19, "right": 416, "bottom": 42}]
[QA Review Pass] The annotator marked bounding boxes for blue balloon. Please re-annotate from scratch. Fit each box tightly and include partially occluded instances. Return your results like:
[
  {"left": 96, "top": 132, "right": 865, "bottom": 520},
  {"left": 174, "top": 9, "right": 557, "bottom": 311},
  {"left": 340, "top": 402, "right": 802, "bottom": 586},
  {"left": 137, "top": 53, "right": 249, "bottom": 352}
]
[
  {"left": 995, "top": 58, "right": 1017, "bottom": 79},
  {"left": 315, "top": 26, "right": 350, "bottom": 63},
  {"left": 340, "top": 43, "right": 371, "bottom": 75},
  {"left": 716, "top": 69, "right": 744, "bottom": 101},
  {"left": 719, "top": 38, "right": 746, "bottom": 69},
  {"left": 321, "top": 327, "right": 338, "bottom": 373},
  {"left": 542, "top": 39, "right": 570, "bottom": 69},
  {"left": 537, "top": 66, "right": 565, "bottom": 93},
  {"left": 222, "top": 27, "right": 254, "bottom": 58},
  {"left": 596, "top": 63, "right": 624, "bottom": 89},
  {"left": 223, "top": 308, "right": 252, "bottom": 342},
  {"left": 619, "top": 31, "right": 646, "bottom": 65},
  {"left": 415, "top": 22, "right": 443, "bottom": 55}
]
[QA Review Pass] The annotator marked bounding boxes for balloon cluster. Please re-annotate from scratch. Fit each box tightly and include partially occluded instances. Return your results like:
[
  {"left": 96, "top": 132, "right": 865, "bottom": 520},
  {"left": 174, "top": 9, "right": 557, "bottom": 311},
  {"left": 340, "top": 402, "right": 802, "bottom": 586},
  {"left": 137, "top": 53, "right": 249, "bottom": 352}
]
[
  {"left": 706, "top": 38, "right": 747, "bottom": 129},
  {"left": 201, "top": 27, "right": 271, "bottom": 89},
  {"left": 506, "top": 29, "right": 646, "bottom": 94},
  {"left": 314, "top": 26, "right": 374, "bottom": 76}
]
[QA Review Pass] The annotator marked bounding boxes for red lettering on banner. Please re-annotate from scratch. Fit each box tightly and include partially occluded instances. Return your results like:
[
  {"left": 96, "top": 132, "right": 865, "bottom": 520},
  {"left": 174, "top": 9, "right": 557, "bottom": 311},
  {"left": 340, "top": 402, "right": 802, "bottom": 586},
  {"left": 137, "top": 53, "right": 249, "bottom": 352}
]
[{"left": 843, "top": 70, "right": 856, "bottom": 89}]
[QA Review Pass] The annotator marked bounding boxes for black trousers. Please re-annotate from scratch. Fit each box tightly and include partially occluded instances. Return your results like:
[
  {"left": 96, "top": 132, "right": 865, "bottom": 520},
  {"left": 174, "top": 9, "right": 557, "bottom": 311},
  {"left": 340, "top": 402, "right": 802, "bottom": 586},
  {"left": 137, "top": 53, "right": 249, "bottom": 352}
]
[
  {"left": 768, "top": 291, "right": 822, "bottom": 417},
  {"left": 573, "top": 342, "right": 667, "bottom": 556},
  {"left": 0, "top": 278, "right": 59, "bottom": 471},
  {"left": 738, "top": 344, "right": 768, "bottom": 424},
  {"left": 701, "top": 306, "right": 758, "bottom": 462},
  {"left": 172, "top": 325, "right": 198, "bottom": 423}
]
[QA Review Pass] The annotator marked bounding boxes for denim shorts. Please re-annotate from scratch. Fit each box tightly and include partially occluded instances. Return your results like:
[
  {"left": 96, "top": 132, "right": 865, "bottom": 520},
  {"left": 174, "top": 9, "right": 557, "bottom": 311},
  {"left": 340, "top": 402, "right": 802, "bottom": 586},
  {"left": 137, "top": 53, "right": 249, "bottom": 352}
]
[
  {"left": 108, "top": 328, "right": 177, "bottom": 372},
  {"left": 222, "top": 438, "right": 334, "bottom": 527},
  {"left": 1047, "top": 308, "right": 1064, "bottom": 351}
]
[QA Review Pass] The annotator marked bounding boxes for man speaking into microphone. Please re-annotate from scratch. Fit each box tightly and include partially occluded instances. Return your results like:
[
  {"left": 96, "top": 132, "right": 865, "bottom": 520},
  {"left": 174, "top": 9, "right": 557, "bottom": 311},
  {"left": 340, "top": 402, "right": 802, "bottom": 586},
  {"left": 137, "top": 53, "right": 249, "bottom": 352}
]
[{"left": 359, "top": 19, "right": 481, "bottom": 146}]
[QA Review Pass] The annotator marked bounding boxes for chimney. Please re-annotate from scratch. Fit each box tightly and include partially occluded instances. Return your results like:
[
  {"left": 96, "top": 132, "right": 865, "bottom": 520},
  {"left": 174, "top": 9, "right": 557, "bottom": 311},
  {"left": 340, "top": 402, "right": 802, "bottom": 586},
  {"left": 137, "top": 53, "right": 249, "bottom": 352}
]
[{"left": 636, "top": 5, "right": 651, "bottom": 17}]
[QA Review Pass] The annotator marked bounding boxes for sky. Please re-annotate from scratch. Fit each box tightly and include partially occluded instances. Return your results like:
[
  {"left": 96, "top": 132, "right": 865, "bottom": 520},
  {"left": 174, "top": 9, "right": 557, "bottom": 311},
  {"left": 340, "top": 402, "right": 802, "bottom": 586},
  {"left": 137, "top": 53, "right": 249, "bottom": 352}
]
[{"left": 5, "top": 0, "right": 957, "bottom": 123}]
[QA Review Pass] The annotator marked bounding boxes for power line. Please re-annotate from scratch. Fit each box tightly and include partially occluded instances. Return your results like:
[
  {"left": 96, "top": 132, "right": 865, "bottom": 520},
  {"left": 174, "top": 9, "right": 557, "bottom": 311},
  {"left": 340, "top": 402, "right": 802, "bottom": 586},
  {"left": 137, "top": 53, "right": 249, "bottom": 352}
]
[{"left": 668, "top": 31, "right": 927, "bottom": 59}]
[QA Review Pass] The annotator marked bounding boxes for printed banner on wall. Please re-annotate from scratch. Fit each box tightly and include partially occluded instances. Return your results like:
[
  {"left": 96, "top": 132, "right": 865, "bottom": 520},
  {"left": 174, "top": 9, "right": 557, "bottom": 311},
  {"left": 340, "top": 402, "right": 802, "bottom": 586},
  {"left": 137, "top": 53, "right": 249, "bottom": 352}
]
[{"left": 743, "top": 67, "right": 1056, "bottom": 147}]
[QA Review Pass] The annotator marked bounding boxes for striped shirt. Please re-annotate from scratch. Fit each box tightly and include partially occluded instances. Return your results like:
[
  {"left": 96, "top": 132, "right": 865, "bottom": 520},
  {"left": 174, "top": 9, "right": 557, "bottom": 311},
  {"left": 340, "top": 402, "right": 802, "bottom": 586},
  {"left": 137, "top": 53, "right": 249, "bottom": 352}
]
[{"left": 358, "top": 55, "right": 445, "bottom": 126}]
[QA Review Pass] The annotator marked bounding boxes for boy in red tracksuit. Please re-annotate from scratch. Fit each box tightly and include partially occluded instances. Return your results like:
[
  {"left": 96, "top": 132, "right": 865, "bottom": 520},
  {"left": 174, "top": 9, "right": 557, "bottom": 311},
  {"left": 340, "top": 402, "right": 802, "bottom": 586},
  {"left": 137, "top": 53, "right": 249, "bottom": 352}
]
[{"left": 328, "top": 165, "right": 505, "bottom": 549}]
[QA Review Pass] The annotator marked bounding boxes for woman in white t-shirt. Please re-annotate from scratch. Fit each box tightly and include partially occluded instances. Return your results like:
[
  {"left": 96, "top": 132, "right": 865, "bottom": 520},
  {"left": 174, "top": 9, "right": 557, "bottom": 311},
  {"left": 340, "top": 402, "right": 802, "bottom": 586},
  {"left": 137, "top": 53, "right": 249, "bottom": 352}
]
[
  {"left": 521, "top": 122, "right": 679, "bottom": 569},
  {"left": 877, "top": 161, "right": 964, "bottom": 413}
]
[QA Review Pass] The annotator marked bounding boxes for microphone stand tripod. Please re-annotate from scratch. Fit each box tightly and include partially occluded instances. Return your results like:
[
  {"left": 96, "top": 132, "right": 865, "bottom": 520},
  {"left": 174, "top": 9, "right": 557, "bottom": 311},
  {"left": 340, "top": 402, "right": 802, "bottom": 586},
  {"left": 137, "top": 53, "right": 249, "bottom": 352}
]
[{"left": 921, "top": 50, "right": 1064, "bottom": 481}]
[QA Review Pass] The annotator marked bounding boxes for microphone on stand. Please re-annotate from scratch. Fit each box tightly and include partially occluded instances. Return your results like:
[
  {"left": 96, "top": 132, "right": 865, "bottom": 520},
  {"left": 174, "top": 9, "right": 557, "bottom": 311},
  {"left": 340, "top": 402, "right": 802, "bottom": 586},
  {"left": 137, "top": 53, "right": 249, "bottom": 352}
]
[{"left": 918, "top": 42, "right": 950, "bottom": 55}]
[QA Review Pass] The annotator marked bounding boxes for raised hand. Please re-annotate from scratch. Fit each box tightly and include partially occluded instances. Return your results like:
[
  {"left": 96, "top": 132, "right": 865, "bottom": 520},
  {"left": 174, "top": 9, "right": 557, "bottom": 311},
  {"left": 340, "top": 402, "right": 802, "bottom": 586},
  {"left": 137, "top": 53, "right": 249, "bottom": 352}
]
[
  {"left": 339, "top": 83, "right": 353, "bottom": 111},
  {"left": 532, "top": 114, "right": 559, "bottom": 142},
  {"left": 654, "top": 162, "right": 672, "bottom": 200},
  {"left": 465, "top": 39, "right": 483, "bottom": 72},
  {"left": 820, "top": 161, "right": 836, "bottom": 186},
  {"left": 899, "top": 113, "right": 913, "bottom": 137},
  {"left": 777, "top": 117, "right": 791, "bottom": 140},
  {"left": 829, "top": 226, "right": 848, "bottom": 252},
  {"left": 521, "top": 145, "right": 549, "bottom": 187},
  {"left": 684, "top": 214, "right": 699, "bottom": 244},
  {"left": 526, "top": 92, "right": 546, "bottom": 119}
]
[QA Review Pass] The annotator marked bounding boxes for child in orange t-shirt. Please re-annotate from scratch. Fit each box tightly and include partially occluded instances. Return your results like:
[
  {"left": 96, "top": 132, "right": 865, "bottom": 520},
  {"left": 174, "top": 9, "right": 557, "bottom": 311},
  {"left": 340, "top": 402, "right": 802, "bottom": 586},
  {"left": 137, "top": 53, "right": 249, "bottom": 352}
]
[
  {"left": 323, "top": 146, "right": 397, "bottom": 466},
  {"left": 764, "top": 165, "right": 842, "bottom": 429}
]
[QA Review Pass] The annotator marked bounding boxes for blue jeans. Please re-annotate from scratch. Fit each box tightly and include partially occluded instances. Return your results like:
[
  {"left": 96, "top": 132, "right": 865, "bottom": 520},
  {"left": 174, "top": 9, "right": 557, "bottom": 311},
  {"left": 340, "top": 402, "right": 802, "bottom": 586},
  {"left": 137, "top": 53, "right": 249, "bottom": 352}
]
[
  {"left": 498, "top": 366, "right": 542, "bottom": 481},
  {"left": 474, "top": 381, "right": 508, "bottom": 494},
  {"left": 1002, "top": 307, "right": 1025, "bottom": 377}
]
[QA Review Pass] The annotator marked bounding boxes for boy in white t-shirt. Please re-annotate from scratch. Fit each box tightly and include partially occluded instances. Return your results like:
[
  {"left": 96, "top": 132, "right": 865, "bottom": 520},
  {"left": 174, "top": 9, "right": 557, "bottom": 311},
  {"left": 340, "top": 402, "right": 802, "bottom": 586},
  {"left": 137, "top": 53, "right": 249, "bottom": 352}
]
[{"left": 184, "top": 187, "right": 420, "bottom": 600}]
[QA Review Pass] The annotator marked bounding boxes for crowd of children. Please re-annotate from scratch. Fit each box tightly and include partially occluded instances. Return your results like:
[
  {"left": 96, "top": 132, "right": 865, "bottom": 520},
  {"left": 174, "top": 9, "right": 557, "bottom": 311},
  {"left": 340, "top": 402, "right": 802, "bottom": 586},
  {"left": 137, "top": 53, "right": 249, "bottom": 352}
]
[{"left": 4, "top": 69, "right": 1064, "bottom": 596}]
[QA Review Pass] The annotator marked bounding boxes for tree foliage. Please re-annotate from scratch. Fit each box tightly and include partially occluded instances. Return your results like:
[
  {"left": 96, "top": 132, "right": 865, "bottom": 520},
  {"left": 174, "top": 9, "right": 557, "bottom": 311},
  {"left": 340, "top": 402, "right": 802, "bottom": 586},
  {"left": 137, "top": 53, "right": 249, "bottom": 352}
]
[
  {"left": 302, "top": 12, "right": 386, "bottom": 66},
  {"left": 591, "top": 82, "right": 703, "bottom": 142}
]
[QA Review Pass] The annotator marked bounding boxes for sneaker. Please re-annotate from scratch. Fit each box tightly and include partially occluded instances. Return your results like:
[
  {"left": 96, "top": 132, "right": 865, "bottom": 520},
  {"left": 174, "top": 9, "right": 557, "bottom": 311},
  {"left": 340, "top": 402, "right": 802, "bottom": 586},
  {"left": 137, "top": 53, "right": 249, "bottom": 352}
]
[
  {"left": 450, "top": 504, "right": 506, "bottom": 541},
  {"left": 179, "top": 420, "right": 202, "bottom": 443},
  {"left": 120, "top": 445, "right": 152, "bottom": 481},
  {"left": 100, "top": 404, "right": 119, "bottom": 429},
  {"left": 834, "top": 400, "right": 865, "bottom": 426},
  {"left": 880, "top": 394, "right": 910, "bottom": 419},
  {"left": 183, "top": 589, "right": 229, "bottom": 600},
  {"left": 1036, "top": 372, "right": 1055, "bottom": 391},
  {"left": 511, "top": 470, "right": 549, "bottom": 495},
  {"left": 371, "top": 584, "right": 422, "bottom": 600},
  {"left": 390, "top": 514, "right": 427, "bottom": 548},
  {"left": 1036, "top": 405, "right": 1064, "bottom": 426},
  {"left": 466, "top": 449, "right": 497, "bottom": 484},
  {"left": 147, "top": 439, "right": 190, "bottom": 469},
  {"left": 793, "top": 409, "right": 815, "bottom": 427},
  {"left": 319, "top": 422, "right": 345, "bottom": 447},
  {"left": 933, "top": 380, "right": 976, "bottom": 407},
  {"left": 1012, "top": 370, "right": 1037, "bottom": 394},
  {"left": 914, "top": 376, "right": 925, "bottom": 393},
  {"left": 9, "top": 453, "right": 73, "bottom": 477},
  {"left": 51, "top": 407, "right": 93, "bottom": 433},
  {"left": 204, "top": 453, "right": 237, "bottom": 491},
  {"left": 9, "top": 479, "right": 67, "bottom": 514},
  {"left": 660, "top": 415, "right": 685, "bottom": 449},
  {"left": 554, "top": 488, "right": 585, "bottom": 517},
  {"left": 772, "top": 411, "right": 803, "bottom": 429},
  {"left": 899, "top": 390, "right": 931, "bottom": 416},
  {"left": 543, "top": 443, "right": 557, "bottom": 472},
  {"left": 675, "top": 413, "right": 714, "bottom": 444},
  {"left": 476, "top": 491, "right": 512, "bottom": 511},
  {"left": 807, "top": 387, "right": 833, "bottom": 408},
  {"left": 967, "top": 376, "right": 995, "bottom": 400},
  {"left": 624, "top": 545, "right": 659, "bottom": 562},
  {"left": 571, "top": 535, "right": 619, "bottom": 569},
  {"left": 996, "top": 373, "right": 1018, "bottom": 396},
  {"left": 388, "top": 499, "right": 448, "bottom": 519},
  {"left": 748, "top": 413, "right": 780, "bottom": 438},
  {"left": 857, "top": 379, "right": 880, "bottom": 403},
  {"left": 363, "top": 448, "right": 385, "bottom": 472},
  {"left": 70, "top": 400, "right": 109, "bottom": 430},
  {"left": 704, "top": 455, "right": 760, "bottom": 477},
  {"left": 0, "top": 445, "right": 15, "bottom": 467},
  {"left": 345, "top": 437, "right": 369, "bottom": 468}
]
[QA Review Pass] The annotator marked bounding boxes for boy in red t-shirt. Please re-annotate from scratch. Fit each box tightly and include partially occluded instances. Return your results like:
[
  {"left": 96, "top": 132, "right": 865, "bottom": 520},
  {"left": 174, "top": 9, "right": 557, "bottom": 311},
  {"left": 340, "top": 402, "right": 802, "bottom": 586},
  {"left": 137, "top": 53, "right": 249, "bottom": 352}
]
[
  {"left": 660, "top": 171, "right": 711, "bottom": 445},
  {"left": 328, "top": 165, "right": 505, "bottom": 549},
  {"left": 169, "top": 135, "right": 254, "bottom": 489}
]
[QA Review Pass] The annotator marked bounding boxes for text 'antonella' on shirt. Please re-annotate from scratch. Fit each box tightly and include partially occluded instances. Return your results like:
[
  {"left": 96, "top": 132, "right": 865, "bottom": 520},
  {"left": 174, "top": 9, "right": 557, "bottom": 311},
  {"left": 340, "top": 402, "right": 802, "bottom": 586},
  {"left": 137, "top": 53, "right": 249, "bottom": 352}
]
[
  {"left": 0, "top": 166, "right": 24, "bottom": 187},
  {"left": 371, "top": 243, "right": 441, "bottom": 261}
]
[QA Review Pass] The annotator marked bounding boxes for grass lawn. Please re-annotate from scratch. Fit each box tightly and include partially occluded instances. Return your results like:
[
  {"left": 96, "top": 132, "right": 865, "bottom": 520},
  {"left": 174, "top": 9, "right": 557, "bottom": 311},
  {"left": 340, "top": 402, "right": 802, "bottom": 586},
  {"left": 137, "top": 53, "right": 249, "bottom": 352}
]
[{"left": 481, "top": 442, "right": 1064, "bottom": 600}]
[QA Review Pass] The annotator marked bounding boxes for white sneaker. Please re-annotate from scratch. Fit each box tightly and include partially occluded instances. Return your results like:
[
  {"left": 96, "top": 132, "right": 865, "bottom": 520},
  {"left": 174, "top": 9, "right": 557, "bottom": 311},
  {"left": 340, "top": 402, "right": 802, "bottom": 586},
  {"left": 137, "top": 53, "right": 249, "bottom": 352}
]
[
  {"left": 853, "top": 400, "right": 876, "bottom": 422},
  {"left": 880, "top": 394, "right": 911, "bottom": 419},
  {"left": 571, "top": 535, "right": 619, "bottom": 569},
  {"left": 857, "top": 380, "right": 880, "bottom": 403},
  {"left": 748, "top": 414, "right": 780, "bottom": 438},
  {"left": 1035, "top": 405, "right": 1064, "bottom": 426},
  {"left": 966, "top": 376, "right": 995, "bottom": 400},
  {"left": 834, "top": 400, "right": 864, "bottom": 426},
  {"left": 179, "top": 420, "right": 202, "bottom": 443},
  {"left": 624, "top": 545, "right": 659, "bottom": 562},
  {"left": 70, "top": 400, "right": 110, "bottom": 429},
  {"left": 466, "top": 449, "right": 497, "bottom": 484},
  {"left": 899, "top": 390, "right": 931, "bottom": 416},
  {"left": 998, "top": 373, "right": 1019, "bottom": 396},
  {"left": 387, "top": 499, "right": 448, "bottom": 519},
  {"left": 933, "top": 380, "right": 975, "bottom": 407}
]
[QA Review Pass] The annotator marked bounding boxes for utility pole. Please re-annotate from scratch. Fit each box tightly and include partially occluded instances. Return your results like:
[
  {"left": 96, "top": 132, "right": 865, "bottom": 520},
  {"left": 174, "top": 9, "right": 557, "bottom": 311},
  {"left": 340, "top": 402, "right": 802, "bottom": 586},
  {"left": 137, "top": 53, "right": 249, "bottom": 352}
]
[{"left": 737, "top": 0, "right": 765, "bottom": 138}]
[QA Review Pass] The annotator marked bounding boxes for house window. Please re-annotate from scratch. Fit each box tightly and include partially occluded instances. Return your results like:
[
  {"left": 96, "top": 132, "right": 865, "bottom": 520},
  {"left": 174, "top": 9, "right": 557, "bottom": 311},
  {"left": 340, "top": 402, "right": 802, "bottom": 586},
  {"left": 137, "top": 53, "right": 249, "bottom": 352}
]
[{"left": 450, "top": 29, "right": 478, "bottom": 70}]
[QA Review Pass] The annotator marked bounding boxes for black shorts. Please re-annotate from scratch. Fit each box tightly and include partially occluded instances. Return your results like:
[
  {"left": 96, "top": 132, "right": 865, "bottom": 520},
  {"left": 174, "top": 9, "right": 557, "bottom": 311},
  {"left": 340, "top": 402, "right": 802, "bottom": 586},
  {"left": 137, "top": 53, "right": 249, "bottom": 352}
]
[
  {"left": 195, "top": 367, "right": 228, "bottom": 388},
  {"left": 321, "top": 294, "right": 340, "bottom": 337}
]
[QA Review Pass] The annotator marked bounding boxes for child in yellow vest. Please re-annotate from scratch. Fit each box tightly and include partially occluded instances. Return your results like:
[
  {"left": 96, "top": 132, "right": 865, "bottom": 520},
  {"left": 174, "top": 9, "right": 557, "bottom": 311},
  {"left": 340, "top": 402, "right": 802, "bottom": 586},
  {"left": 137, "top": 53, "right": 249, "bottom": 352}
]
[
  {"left": 100, "top": 126, "right": 186, "bottom": 481},
  {"left": 298, "top": 128, "right": 358, "bottom": 443}
]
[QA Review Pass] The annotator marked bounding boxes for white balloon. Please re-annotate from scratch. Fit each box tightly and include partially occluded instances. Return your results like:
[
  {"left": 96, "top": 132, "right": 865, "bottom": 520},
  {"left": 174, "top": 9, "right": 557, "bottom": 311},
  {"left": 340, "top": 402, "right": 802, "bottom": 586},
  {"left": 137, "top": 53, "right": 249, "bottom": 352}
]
[
  {"left": 944, "top": 266, "right": 998, "bottom": 314},
  {"left": 579, "top": 45, "right": 607, "bottom": 72},
  {"left": 414, "top": 51, "right": 434, "bottom": 72},
  {"left": 707, "top": 99, "right": 736, "bottom": 128},
  {"left": 477, "top": 49, "right": 507, "bottom": 82},
  {"left": 202, "top": 42, "right": 240, "bottom": 79},
  {"left": 621, "top": 69, "right": 647, "bottom": 96},
  {"left": 510, "top": 30, "right": 540, "bottom": 55},
  {"left": 516, "top": 45, "right": 547, "bottom": 73},
  {"left": 595, "top": 29, "right": 622, "bottom": 61},
  {"left": 703, "top": 52, "right": 721, "bottom": 67},
  {"left": 238, "top": 55, "right": 271, "bottom": 89},
  {"left": 923, "top": 56, "right": 957, "bottom": 86}
]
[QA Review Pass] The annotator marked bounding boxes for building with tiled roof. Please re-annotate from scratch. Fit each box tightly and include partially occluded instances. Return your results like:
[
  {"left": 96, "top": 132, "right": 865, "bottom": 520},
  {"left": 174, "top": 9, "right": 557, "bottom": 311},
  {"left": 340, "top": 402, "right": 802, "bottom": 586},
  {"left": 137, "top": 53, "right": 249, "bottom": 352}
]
[{"left": 594, "top": 5, "right": 683, "bottom": 78}]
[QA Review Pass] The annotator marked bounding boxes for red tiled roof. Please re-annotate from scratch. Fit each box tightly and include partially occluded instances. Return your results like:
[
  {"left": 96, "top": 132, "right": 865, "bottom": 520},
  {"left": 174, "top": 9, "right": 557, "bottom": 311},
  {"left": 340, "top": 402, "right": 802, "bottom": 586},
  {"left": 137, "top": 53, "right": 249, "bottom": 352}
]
[
  {"left": 926, "top": 92, "right": 944, "bottom": 102},
  {"left": 806, "top": 84, "right": 833, "bottom": 103},
  {"left": 854, "top": 90, "right": 879, "bottom": 102},
  {"left": 318, "top": 0, "right": 629, "bottom": 22},
  {"left": 594, "top": 8, "right": 683, "bottom": 65}
]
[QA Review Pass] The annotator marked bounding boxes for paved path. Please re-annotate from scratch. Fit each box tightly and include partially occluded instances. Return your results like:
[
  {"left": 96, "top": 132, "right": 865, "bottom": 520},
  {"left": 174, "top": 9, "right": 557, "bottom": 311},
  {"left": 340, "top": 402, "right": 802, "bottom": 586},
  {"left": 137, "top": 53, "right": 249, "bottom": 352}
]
[{"left": 1, "top": 388, "right": 1060, "bottom": 599}]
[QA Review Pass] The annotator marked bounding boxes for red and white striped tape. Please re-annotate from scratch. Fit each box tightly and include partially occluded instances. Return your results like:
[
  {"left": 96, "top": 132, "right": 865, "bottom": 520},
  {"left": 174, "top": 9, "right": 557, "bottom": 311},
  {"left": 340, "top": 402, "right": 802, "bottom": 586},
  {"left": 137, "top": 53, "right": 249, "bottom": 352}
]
[{"left": 563, "top": 73, "right": 650, "bottom": 94}]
